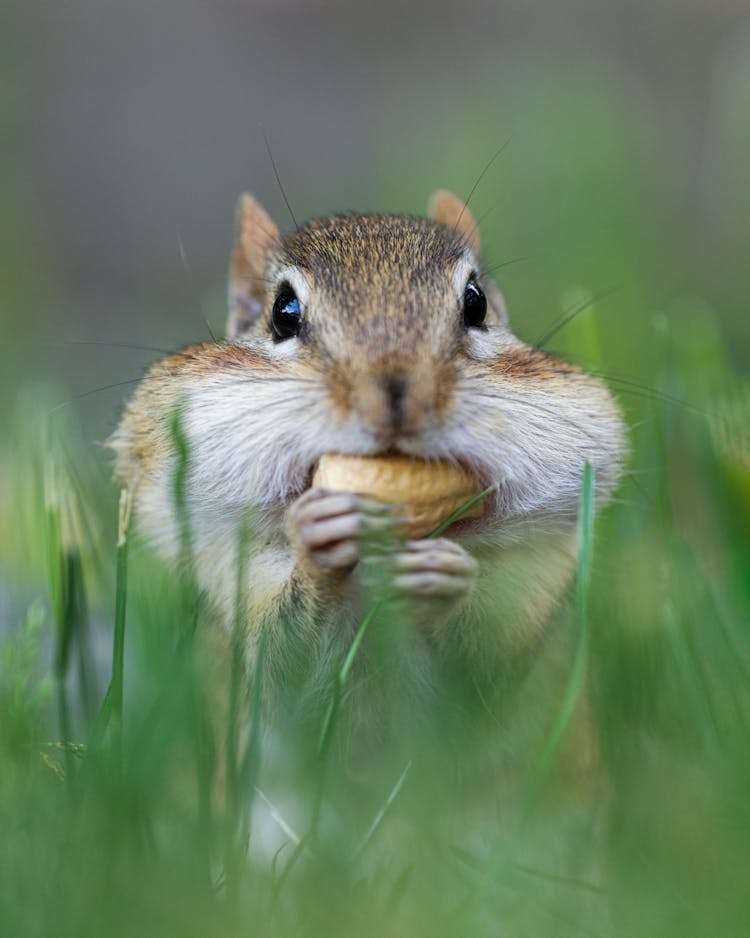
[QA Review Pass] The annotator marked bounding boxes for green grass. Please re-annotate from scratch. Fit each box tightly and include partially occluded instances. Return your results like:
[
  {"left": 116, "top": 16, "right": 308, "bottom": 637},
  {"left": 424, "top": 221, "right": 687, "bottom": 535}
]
[
  {"left": 0, "top": 266, "right": 749, "bottom": 938},
  {"left": 1, "top": 326, "right": 749, "bottom": 938},
  {"left": 2, "top": 5, "right": 750, "bottom": 932}
]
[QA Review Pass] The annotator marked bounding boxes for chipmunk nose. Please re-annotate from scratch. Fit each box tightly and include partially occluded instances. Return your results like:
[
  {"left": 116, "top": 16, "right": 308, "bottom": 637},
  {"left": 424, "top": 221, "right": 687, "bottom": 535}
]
[
  {"left": 384, "top": 375, "right": 406, "bottom": 429},
  {"left": 352, "top": 368, "right": 435, "bottom": 442}
]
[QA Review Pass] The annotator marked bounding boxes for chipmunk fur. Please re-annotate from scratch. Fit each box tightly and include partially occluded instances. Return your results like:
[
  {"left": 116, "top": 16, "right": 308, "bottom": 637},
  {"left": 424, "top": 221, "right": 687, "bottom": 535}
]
[{"left": 110, "top": 189, "right": 625, "bottom": 730}]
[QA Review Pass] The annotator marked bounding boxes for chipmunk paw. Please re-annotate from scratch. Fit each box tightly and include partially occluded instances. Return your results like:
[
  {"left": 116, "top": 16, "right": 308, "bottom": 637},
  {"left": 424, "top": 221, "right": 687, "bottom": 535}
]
[
  {"left": 383, "top": 538, "right": 478, "bottom": 600},
  {"left": 287, "top": 487, "right": 402, "bottom": 575}
]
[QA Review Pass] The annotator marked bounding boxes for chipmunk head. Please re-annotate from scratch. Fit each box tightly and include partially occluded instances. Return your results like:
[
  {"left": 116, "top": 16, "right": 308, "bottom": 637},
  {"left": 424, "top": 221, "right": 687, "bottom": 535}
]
[
  {"left": 227, "top": 191, "right": 510, "bottom": 452},
  {"left": 111, "top": 191, "right": 621, "bottom": 524}
]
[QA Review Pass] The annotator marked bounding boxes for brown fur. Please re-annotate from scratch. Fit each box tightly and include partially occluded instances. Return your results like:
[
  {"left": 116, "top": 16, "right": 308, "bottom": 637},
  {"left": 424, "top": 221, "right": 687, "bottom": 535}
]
[{"left": 496, "top": 346, "right": 580, "bottom": 381}]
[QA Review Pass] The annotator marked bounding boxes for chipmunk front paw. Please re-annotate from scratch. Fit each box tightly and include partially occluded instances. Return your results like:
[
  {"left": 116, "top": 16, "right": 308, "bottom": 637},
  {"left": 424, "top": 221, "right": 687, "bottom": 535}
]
[
  {"left": 386, "top": 538, "right": 478, "bottom": 600},
  {"left": 360, "top": 538, "right": 478, "bottom": 630},
  {"left": 287, "top": 487, "right": 401, "bottom": 577}
]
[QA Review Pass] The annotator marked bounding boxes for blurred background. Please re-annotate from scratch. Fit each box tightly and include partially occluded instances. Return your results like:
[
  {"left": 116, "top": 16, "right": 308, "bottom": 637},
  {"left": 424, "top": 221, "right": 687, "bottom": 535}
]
[
  {"left": 1, "top": 0, "right": 749, "bottom": 443},
  {"left": 2, "top": 5, "right": 750, "bottom": 936}
]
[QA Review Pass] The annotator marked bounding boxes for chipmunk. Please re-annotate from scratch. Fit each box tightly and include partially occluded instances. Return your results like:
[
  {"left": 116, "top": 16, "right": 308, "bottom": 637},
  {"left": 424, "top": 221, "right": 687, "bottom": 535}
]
[{"left": 110, "top": 190, "right": 625, "bottom": 735}]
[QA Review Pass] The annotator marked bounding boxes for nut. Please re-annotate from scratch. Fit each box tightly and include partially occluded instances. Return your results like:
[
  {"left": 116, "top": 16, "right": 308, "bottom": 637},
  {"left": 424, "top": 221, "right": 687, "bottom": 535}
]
[{"left": 312, "top": 454, "right": 482, "bottom": 538}]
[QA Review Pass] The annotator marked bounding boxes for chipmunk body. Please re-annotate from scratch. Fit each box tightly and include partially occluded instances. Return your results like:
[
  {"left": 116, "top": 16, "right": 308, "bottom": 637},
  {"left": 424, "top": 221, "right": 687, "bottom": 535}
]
[{"left": 111, "top": 190, "right": 625, "bottom": 729}]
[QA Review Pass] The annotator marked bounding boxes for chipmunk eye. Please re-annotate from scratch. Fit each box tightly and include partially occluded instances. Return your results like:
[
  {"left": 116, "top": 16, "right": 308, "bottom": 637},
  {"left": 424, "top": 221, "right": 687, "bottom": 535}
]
[
  {"left": 463, "top": 277, "right": 487, "bottom": 329},
  {"left": 271, "top": 285, "right": 302, "bottom": 341}
]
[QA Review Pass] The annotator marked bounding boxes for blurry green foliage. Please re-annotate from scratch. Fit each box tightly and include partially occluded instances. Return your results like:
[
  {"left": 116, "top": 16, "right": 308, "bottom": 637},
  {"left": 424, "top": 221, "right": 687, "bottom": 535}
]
[{"left": 1, "top": 6, "right": 750, "bottom": 935}]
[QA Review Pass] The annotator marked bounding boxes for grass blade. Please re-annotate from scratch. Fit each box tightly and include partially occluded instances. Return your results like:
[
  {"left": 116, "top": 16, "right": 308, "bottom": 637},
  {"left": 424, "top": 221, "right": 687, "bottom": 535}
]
[
  {"left": 521, "top": 461, "right": 595, "bottom": 818},
  {"left": 111, "top": 490, "right": 132, "bottom": 740}
]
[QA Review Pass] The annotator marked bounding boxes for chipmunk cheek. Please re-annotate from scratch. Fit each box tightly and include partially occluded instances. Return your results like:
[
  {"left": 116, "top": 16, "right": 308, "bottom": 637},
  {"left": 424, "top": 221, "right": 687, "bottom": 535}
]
[
  {"left": 464, "top": 327, "right": 506, "bottom": 362},
  {"left": 318, "top": 363, "right": 352, "bottom": 420}
]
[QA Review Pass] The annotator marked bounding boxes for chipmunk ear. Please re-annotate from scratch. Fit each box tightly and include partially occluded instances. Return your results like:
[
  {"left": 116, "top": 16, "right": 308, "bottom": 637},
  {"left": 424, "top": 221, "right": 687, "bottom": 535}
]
[
  {"left": 227, "top": 193, "right": 280, "bottom": 339},
  {"left": 428, "top": 189, "right": 480, "bottom": 254}
]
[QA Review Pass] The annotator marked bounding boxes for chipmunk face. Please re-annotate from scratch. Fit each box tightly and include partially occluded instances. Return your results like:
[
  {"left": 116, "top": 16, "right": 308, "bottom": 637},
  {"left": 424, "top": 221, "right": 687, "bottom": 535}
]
[
  {"left": 112, "top": 191, "right": 623, "bottom": 532},
  {"left": 271, "top": 215, "right": 505, "bottom": 450},
  {"left": 227, "top": 193, "right": 521, "bottom": 460},
  {"left": 211, "top": 190, "right": 624, "bottom": 518}
]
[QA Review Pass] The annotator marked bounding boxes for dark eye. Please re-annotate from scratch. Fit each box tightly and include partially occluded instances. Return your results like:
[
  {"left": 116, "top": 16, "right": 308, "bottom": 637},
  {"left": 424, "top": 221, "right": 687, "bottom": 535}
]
[
  {"left": 463, "top": 277, "right": 487, "bottom": 329},
  {"left": 271, "top": 285, "right": 302, "bottom": 341}
]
